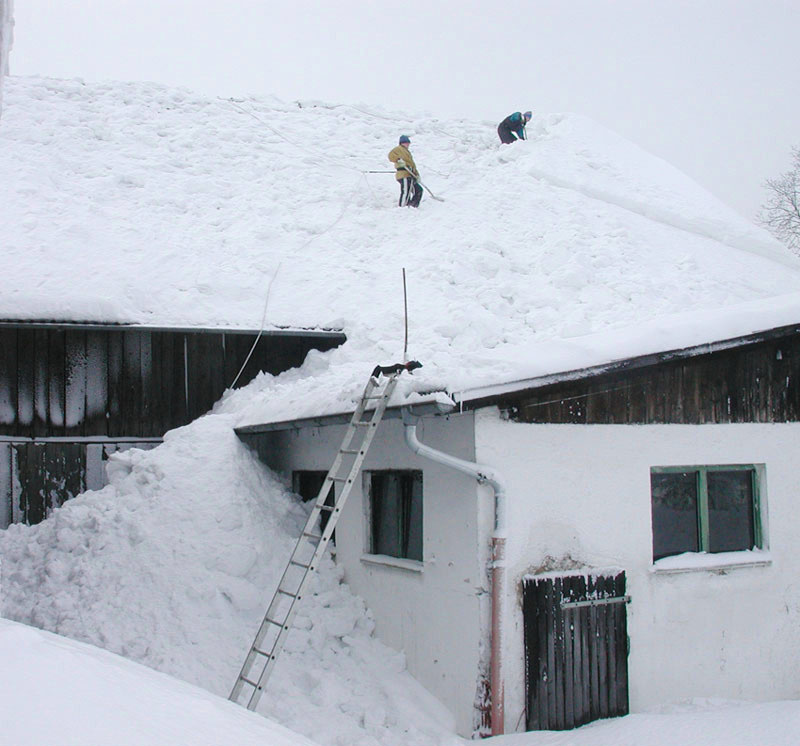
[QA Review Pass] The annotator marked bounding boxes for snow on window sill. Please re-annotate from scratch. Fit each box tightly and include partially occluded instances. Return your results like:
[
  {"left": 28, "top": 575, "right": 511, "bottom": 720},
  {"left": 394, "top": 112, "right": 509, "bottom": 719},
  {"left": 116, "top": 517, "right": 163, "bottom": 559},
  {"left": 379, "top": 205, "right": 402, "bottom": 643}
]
[
  {"left": 360, "top": 553, "right": 424, "bottom": 573},
  {"left": 651, "top": 550, "right": 772, "bottom": 575}
]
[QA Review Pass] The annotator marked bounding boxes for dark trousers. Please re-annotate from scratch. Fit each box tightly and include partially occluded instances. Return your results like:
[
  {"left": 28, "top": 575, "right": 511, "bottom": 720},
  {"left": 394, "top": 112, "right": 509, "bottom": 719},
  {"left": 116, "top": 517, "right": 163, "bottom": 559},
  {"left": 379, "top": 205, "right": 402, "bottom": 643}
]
[
  {"left": 497, "top": 123, "right": 518, "bottom": 144},
  {"left": 398, "top": 177, "right": 422, "bottom": 207}
]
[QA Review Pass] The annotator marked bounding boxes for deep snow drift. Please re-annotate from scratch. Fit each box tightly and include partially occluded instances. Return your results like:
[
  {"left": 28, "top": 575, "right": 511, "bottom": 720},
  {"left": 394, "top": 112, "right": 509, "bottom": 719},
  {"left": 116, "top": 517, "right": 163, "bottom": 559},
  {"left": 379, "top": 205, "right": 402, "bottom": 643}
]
[
  {"left": 4, "top": 616, "right": 800, "bottom": 746},
  {"left": 0, "top": 415, "right": 457, "bottom": 746},
  {"left": 0, "top": 617, "right": 322, "bottom": 746}
]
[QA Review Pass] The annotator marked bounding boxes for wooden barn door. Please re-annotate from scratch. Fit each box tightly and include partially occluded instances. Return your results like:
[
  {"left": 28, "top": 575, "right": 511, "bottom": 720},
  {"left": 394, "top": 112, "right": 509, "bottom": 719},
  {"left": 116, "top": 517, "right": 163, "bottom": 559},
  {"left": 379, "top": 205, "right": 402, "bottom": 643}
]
[{"left": 523, "top": 571, "right": 629, "bottom": 731}]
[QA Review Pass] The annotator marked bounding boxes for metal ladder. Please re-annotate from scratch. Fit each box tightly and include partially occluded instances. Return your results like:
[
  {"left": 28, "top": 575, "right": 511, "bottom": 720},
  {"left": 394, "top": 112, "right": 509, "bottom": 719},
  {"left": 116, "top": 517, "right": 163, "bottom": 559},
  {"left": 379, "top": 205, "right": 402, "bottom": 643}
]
[{"left": 229, "top": 372, "right": 400, "bottom": 710}]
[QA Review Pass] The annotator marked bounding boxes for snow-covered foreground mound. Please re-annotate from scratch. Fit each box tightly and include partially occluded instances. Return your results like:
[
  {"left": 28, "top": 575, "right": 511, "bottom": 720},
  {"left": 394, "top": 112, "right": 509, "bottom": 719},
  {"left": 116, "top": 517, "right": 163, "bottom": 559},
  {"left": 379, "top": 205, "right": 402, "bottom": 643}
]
[
  {"left": 0, "top": 618, "right": 321, "bottom": 746},
  {"left": 0, "top": 416, "right": 456, "bottom": 746},
  {"left": 3, "top": 616, "right": 800, "bottom": 746}
]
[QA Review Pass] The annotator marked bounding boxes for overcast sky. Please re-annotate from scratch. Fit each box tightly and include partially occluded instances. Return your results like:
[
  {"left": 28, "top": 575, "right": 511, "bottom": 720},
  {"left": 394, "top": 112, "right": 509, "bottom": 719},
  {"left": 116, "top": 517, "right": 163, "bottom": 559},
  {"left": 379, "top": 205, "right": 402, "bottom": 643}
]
[{"left": 7, "top": 0, "right": 798, "bottom": 219}]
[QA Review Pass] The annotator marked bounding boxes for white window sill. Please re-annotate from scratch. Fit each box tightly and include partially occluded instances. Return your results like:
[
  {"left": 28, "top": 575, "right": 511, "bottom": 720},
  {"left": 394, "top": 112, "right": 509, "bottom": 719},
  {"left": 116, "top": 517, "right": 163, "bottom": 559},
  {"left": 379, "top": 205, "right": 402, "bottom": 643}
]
[
  {"left": 651, "top": 550, "right": 772, "bottom": 575},
  {"left": 360, "top": 553, "right": 424, "bottom": 573}
]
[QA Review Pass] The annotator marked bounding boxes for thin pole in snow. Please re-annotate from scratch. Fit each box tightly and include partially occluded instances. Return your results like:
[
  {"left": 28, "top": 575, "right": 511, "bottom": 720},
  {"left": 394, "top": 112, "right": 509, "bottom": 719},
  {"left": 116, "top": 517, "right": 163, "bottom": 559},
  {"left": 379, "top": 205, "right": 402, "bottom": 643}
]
[{"left": 403, "top": 268, "right": 408, "bottom": 363}]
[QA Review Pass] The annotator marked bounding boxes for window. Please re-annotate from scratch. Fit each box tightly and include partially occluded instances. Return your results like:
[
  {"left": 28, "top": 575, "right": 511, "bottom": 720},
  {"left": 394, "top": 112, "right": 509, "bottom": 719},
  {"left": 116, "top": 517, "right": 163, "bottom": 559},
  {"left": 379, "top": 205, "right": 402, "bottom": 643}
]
[
  {"left": 366, "top": 470, "right": 423, "bottom": 562},
  {"left": 292, "top": 470, "right": 335, "bottom": 541},
  {"left": 650, "top": 465, "right": 763, "bottom": 561}
]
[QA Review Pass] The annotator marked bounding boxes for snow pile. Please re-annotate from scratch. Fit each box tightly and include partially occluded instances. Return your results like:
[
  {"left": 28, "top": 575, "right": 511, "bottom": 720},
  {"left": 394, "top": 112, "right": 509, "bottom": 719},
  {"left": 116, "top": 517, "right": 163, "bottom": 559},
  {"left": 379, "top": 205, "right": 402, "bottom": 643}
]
[
  {"left": 4, "top": 617, "right": 800, "bottom": 746},
  {"left": 0, "top": 414, "right": 456, "bottom": 746},
  {"left": 496, "top": 699, "right": 800, "bottom": 746},
  {"left": 0, "top": 617, "right": 321, "bottom": 746},
  {"left": 3, "top": 75, "right": 800, "bottom": 425}
]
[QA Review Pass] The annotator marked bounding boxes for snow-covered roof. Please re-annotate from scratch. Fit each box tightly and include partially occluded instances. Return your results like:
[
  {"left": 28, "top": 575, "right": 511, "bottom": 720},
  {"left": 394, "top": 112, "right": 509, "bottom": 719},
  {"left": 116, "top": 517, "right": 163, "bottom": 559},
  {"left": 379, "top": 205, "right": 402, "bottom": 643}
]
[{"left": 3, "top": 75, "right": 800, "bottom": 426}]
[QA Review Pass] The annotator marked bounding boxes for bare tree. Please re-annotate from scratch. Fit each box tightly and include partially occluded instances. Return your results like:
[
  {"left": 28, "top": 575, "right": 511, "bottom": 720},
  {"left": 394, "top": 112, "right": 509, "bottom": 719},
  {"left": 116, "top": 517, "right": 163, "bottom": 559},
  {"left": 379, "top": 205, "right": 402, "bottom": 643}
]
[{"left": 759, "top": 147, "right": 800, "bottom": 254}]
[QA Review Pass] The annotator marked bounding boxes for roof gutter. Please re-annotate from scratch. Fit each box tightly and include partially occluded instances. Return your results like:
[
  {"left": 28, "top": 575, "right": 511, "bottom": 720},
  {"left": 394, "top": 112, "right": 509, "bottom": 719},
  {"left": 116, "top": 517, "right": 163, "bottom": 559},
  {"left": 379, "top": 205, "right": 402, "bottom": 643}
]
[{"left": 401, "top": 408, "right": 507, "bottom": 736}]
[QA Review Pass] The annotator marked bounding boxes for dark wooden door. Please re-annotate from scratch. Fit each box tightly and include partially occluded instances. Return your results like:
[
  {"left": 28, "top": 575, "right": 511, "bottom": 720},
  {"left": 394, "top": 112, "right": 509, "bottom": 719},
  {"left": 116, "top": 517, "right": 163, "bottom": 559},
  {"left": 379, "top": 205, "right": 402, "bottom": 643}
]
[{"left": 523, "top": 571, "right": 629, "bottom": 730}]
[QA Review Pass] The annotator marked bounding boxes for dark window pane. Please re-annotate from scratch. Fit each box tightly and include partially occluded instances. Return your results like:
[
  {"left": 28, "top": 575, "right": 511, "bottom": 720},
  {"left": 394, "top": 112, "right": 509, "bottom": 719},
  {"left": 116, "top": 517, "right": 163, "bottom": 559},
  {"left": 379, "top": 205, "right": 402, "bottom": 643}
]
[
  {"left": 371, "top": 473, "right": 401, "bottom": 557},
  {"left": 708, "top": 470, "right": 755, "bottom": 553},
  {"left": 651, "top": 471, "right": 699, "bottom": 560},
  {"left": 405, "top": 473, "right": 423, "bottom": 561},
  {"left": 370, "top": 471, "right": 423, "bottom": 561}
]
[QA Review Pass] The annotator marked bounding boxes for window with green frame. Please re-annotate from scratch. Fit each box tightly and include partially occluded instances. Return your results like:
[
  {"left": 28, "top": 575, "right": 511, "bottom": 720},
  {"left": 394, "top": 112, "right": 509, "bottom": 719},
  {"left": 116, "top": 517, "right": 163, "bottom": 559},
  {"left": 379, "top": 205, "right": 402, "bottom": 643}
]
[{"left": 650, "top": 465, "right": 763, "bottom": 561}]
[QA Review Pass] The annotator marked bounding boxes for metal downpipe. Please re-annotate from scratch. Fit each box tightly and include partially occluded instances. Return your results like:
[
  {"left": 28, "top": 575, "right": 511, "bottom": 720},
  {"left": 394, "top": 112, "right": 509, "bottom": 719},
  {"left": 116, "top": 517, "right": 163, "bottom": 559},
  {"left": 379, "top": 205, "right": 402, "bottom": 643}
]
[{"left": 402, "top": 412, "right": 507, "bottom": 735}]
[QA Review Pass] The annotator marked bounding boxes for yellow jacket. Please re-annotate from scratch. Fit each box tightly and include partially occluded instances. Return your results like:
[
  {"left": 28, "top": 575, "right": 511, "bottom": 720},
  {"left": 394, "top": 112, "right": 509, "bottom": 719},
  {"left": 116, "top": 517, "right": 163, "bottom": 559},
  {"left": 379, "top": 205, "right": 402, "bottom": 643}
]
[{"left": 388, "top": 145, "right": 418, "bottom": 181}]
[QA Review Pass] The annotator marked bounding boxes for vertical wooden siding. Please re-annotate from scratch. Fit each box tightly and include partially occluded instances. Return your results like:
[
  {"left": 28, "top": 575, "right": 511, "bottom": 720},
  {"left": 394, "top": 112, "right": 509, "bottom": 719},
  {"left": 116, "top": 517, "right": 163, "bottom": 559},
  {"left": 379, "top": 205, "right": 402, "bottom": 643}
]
[
  {"left": 12, "top": 442, "right": 86, "bottom": 525},
  {"left": 503, "top": 333, "right": 800, "bottom": 425},
  {"left": 0, "top": 440, "right": 162, "bottom": 527},
  {"left": 0, "top": 326, "right": 341, "bottom": 438}
]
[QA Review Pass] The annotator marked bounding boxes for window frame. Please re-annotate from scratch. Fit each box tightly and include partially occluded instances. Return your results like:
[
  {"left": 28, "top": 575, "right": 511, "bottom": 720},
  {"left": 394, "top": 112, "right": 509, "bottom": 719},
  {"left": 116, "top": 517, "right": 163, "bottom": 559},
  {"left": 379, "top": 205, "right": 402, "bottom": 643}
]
[
  {"left": 363, "top": 469, "right": 423, "bottom": 565},
  {"left": 650, "top": 463, "right": 764, "bottom": 561}
]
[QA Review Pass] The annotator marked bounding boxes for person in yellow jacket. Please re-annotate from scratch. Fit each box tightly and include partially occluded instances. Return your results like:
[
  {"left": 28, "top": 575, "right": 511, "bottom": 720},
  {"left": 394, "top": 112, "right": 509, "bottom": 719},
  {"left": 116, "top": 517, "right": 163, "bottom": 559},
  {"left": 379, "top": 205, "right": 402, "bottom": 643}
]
[{"left": 388, "top": 135, "right": 422, "bottom": 207}]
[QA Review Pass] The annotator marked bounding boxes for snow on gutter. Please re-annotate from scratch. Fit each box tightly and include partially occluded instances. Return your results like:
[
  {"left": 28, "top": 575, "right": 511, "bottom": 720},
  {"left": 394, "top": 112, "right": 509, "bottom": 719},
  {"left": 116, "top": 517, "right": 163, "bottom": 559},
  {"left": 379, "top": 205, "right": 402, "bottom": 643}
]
[{"left": 401, "top": 408, "right": 508, "bottom": 736}]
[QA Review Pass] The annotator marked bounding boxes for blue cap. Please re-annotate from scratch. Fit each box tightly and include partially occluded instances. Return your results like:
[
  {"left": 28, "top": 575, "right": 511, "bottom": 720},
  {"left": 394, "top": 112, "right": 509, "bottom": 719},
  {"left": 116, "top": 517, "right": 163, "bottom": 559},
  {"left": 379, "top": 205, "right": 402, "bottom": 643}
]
[
  {"left": 523, "top": 111, "right": 532, "bottom": 120},
  {"left": 399, "top": 135, "right": 410, "bottom": 144}
]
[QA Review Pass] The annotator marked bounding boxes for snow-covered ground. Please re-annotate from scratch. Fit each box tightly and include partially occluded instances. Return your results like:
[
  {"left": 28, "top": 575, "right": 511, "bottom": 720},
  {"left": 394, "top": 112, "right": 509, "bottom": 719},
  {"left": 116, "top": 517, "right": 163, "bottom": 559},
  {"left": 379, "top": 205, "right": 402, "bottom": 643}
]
[
  {"left": 2, "top": 75, "right": 800, "bottom": 744},
  {"left": 4, "top": 616, "right": 800, "bottom": 746},
  {"left": 0, "top": 617, "right": 321, "bottom": 746}
]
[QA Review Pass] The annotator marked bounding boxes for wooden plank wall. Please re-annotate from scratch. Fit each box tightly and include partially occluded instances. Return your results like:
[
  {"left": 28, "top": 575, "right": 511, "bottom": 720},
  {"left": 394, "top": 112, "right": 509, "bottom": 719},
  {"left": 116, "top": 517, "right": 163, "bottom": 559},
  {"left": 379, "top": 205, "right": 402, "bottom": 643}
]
[
  {"left": 0, "top": 327, "right": 341, "bottom": 438},
  {"left": 523, "top": 572, "right": 628, "bottom": 731},
  {"left": 508, "top": 333, "right": 800, "bottom": 425},
  {"left": 1, "top": 440, "right": 162, "bottom": 527}
]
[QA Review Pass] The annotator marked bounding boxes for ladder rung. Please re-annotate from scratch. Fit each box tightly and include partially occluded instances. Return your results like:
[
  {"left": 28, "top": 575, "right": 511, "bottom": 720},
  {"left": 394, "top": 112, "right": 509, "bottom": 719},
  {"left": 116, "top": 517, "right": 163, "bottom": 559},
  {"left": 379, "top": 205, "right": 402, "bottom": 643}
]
[
  {"left": 328, "top": 476, "right": 349, "bottom": 483},
  {"left": 277, "top": 589, "right": 298, "bottom": 599},
  {"left": 240, "top": 677, "right": 261, "bottom": 689},
  {"left": 340, "top": 448, "right": 363, "bottom": 455},
  {"left": 303, "top": 531, "right": 322, "bottom": 540},
  {"left": 353, "top": 421, "right": 374, "bottom": 427},
  {"left": 317, "top": 504, "right": 336, "bottom": 512},
  {"left": 289, "top": 560, "right": 311, "bottom": 569},
  {"left": 264, "top": 617, "right": 283, "bottom": 627},
  {"left": 251, "top": 647, "right": 269, "bottom": 657}
]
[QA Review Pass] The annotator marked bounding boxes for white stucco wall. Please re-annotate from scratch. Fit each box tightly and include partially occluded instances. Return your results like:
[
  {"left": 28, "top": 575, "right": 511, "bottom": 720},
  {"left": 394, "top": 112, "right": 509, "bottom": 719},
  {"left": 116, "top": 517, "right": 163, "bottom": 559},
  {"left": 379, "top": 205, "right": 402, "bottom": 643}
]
[
  {"left": 247, "top": 411, "right": 489, "bottom": 736},
  {"left": 474, "top": 407, "right": 800, "bottom": 730}
]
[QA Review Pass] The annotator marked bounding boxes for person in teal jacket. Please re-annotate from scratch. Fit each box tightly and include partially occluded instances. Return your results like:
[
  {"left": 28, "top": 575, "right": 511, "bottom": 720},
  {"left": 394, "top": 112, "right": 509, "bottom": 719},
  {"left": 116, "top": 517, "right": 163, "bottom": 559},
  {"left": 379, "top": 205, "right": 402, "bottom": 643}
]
[{"left": 497, "top": 110, "right": 532, "bottom": 144}]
